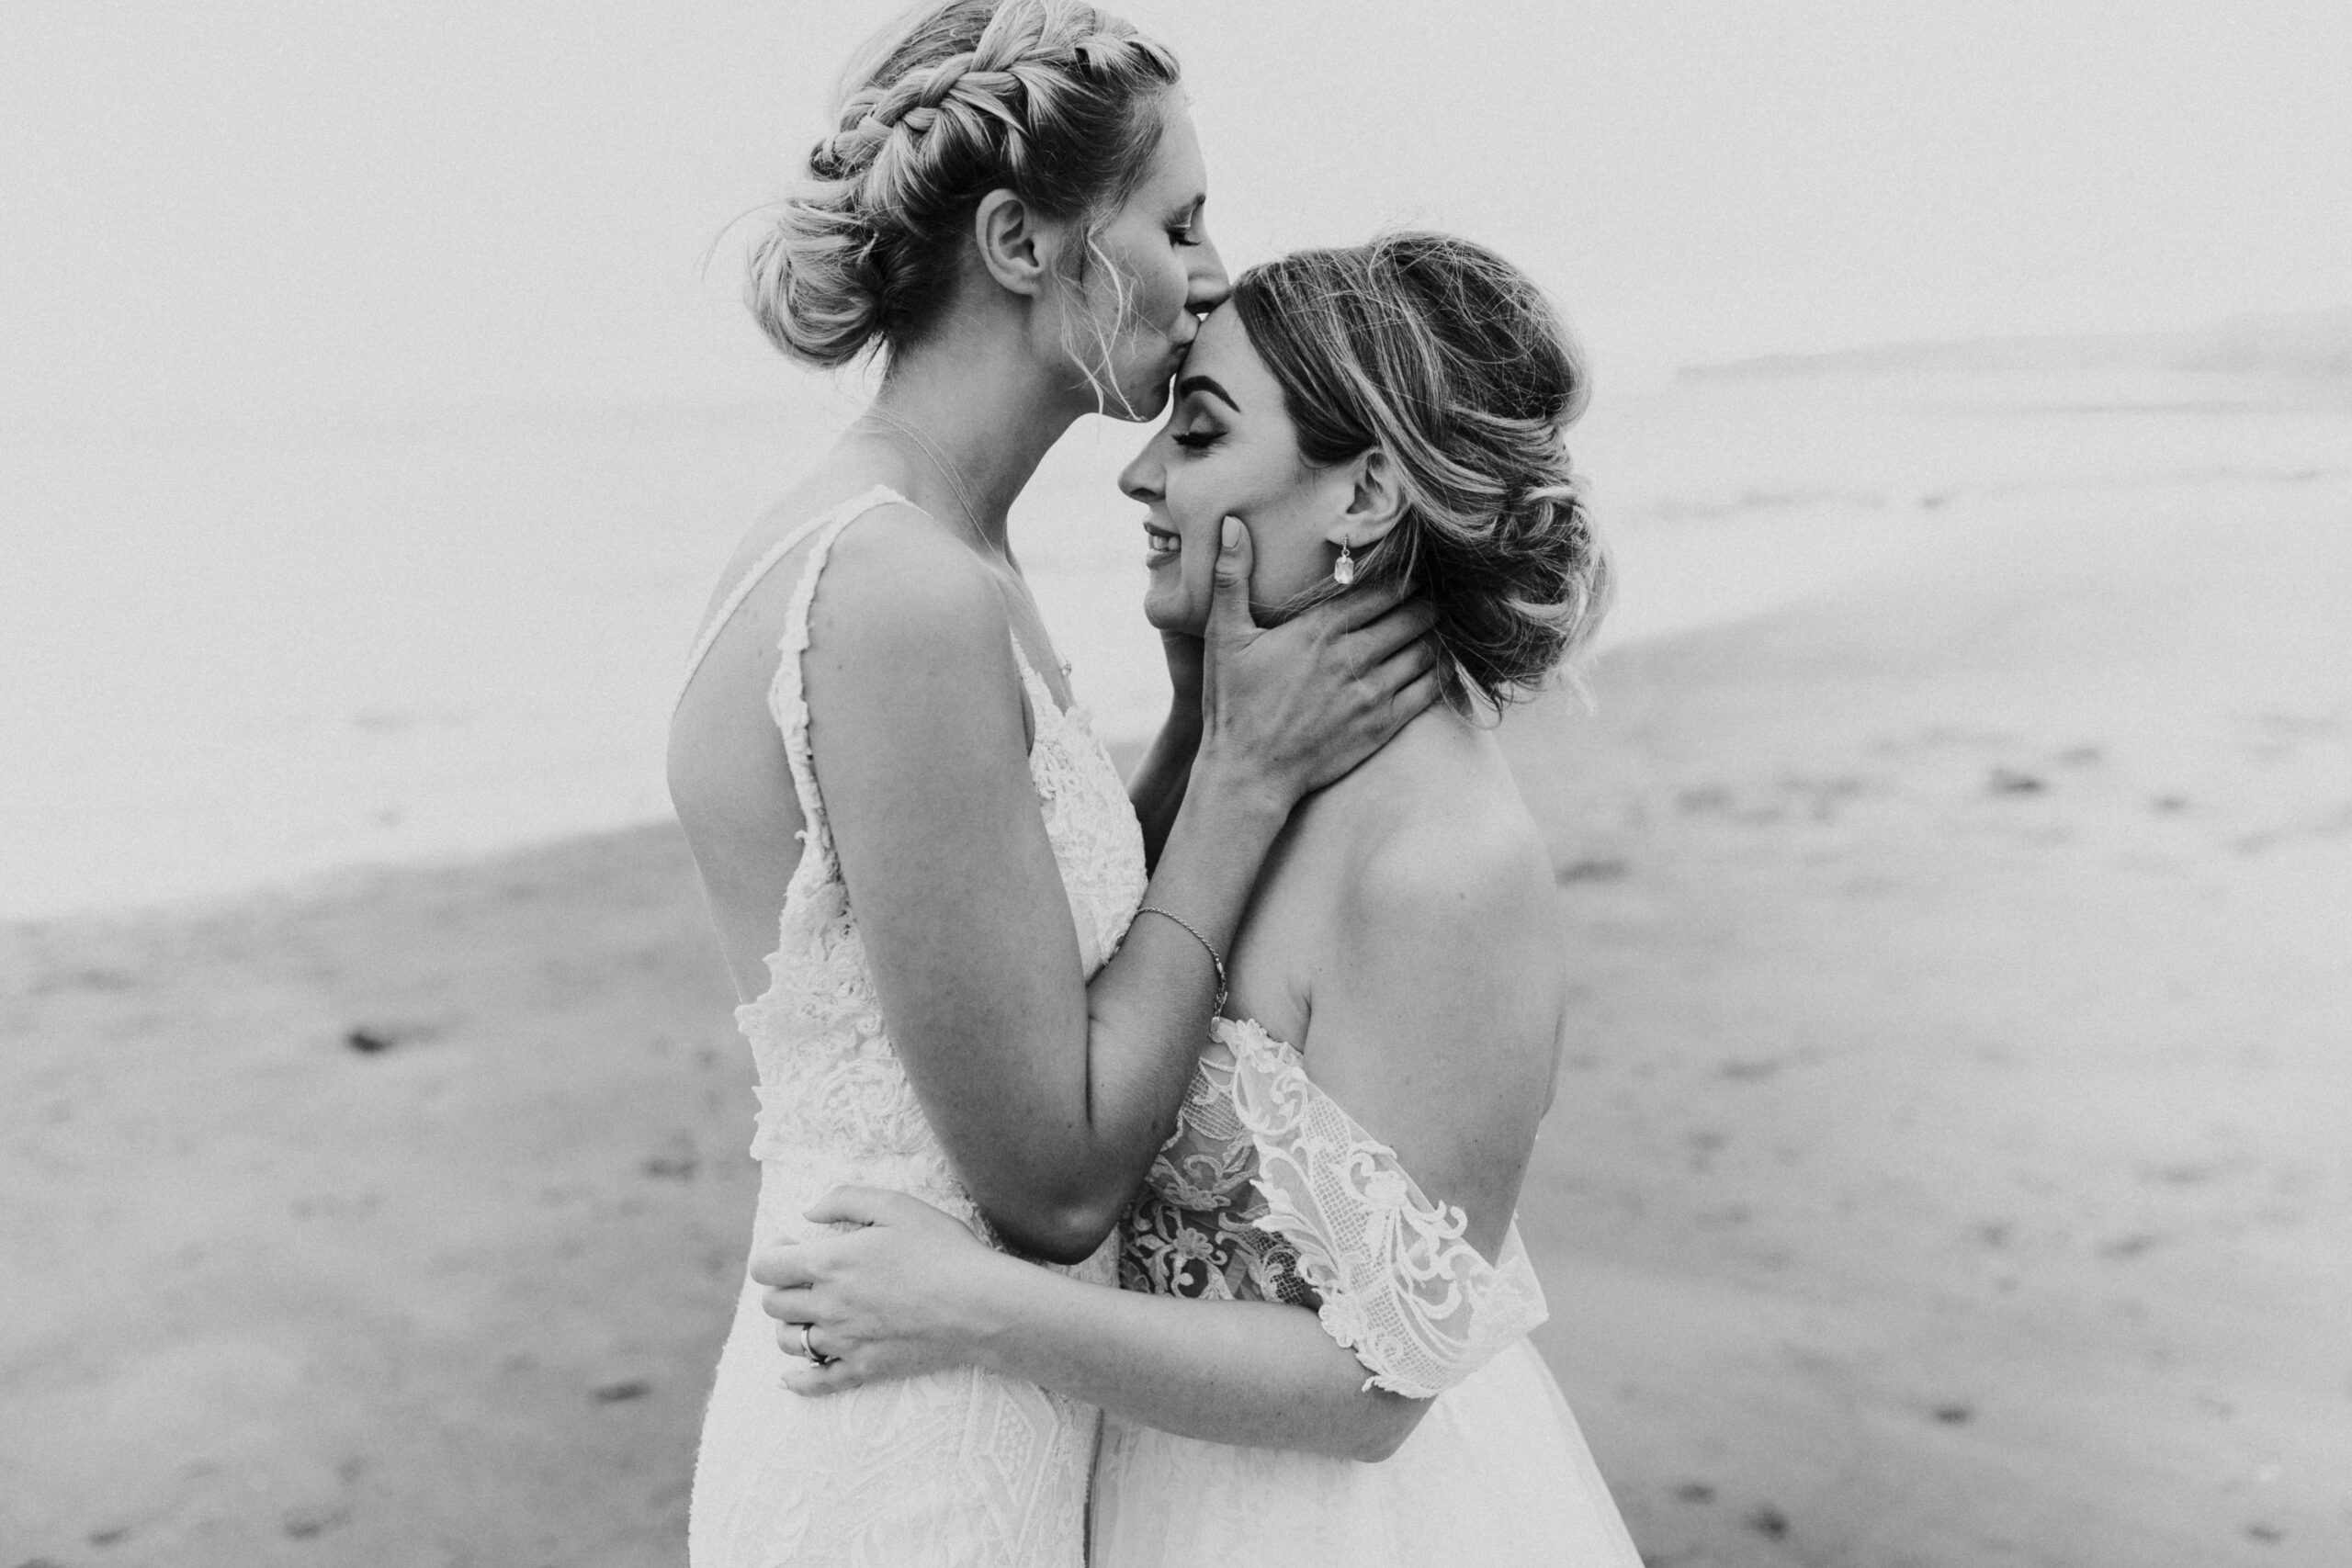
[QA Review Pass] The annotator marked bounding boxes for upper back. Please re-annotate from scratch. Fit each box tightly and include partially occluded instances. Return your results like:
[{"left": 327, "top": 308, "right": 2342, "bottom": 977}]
[{"left": 667, "top": 479, "right": 998, "bottom": 1001}]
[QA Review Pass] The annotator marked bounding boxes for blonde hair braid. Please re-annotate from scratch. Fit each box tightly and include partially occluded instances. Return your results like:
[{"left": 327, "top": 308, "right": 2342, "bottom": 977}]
[{"left": 751, "top": 0, "right": 1180, "bottom": 370}]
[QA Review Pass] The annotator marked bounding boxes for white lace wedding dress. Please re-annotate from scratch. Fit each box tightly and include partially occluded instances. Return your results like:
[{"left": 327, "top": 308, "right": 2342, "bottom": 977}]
[
  {"left": 684, "top": 487, "right": 1147, "bottom": 1567},
  {"left": 1095, "top": 1017, "right": 1645, "bottom": 1567}
]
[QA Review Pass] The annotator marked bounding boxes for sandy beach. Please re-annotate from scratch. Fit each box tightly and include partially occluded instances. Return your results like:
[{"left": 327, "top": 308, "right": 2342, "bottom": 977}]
[
  {"left": 6, "top": 430, "right": 2349, "bottom": 1564},
  {"left": 1514, "top": 466, "right": 2352, "bottom": 1565}
]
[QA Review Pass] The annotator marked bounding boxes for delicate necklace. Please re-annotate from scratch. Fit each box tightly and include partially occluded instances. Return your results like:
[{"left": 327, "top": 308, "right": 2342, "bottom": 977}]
[
  {"left": 854, "top": 405, "right": 1073, "bottom": 683},
  {"left": 856, "top": 404, "right": 989, "bottom": 553}
]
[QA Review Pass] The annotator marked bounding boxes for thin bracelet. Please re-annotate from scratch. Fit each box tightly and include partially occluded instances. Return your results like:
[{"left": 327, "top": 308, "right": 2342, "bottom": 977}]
[{"left": 1131, "top": 905, "right": 1228, "bottom": 1015}]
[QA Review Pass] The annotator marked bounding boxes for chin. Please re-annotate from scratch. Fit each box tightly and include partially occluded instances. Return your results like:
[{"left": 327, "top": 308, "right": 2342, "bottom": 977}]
[{"left": 1140, "top": 583, "right": 1204, "bottom": 635}]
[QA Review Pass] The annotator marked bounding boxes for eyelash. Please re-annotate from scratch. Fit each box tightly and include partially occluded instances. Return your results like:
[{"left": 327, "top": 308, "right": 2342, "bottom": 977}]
[
  {"left": 1170, "top": 430, "right": 1218, "bottom": 451},
  {"left": 1167, "top": 226, "right": 1200, "bottom": 248}
]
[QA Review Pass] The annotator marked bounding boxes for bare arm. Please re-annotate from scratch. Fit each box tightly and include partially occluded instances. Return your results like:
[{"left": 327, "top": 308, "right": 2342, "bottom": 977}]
[
  {"left": 755, "top": 811, "right": 1566, "bottom": 1456},
  {"left": 780, "top": 1206, "right": 1425, "bottom": 1461},
  {"left": 808, "top": 513, "right": 1437, "bottom": 1262}
]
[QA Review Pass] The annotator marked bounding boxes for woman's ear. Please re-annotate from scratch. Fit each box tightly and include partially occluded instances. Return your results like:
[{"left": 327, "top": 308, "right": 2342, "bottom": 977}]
[
  {"left": 973, "top": 189, "right": 1057, "bottom": 299},
  {"left": 1330, "top": 447, "right": 1408, "bottom": 551}
]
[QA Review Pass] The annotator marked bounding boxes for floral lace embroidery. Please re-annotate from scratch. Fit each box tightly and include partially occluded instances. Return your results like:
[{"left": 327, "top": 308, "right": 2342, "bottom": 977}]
[{"left": 1124, "top": 1017, "right": 1549, "bottom": 1399}]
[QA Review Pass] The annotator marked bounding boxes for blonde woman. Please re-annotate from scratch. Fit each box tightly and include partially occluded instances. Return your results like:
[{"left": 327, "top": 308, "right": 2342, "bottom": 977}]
[
  {"left": 669, "top": 4, "right": 1437, "bottom": 1564},
  {"left": 754, "top": 235, "right": 1645, "bottom": 1565}
]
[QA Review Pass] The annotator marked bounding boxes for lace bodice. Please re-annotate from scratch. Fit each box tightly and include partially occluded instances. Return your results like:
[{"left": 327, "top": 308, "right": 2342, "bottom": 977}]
[{"left": 1123, "top": 1017, "right": 1550, "bottom": 1399}]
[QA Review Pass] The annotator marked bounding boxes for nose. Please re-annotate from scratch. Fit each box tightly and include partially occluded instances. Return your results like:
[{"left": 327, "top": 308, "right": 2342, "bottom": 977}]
[
  {"left": 1186, "top": 233, "right": 1230, "bottom": 318},
  {"left": 1119, "top": 430, "right": 1166, "bottom": 504}
]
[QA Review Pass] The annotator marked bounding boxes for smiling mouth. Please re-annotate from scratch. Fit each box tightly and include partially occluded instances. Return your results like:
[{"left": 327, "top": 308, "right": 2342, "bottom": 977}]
[{"left": 1143, "top": 522, "right": 1182, "bottom": 563}]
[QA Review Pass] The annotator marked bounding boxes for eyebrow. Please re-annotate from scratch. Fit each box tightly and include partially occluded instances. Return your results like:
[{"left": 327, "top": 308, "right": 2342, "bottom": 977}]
[{"left": 1177, "top": 374, "right": 1239, "bottom": 412}]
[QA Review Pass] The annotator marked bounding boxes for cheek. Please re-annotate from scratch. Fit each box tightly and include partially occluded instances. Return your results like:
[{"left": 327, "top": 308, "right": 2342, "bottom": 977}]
[
  {"left": 1143, "top": 252, "right": 1189, "bottom": 325},
  {"left": 1111, "top": 241, "right": 1188, "bottom": 341},
  {"left": 1161, "top": 459, "right": 1325, "bottom": 615},
  {"left": 1249, "top": 520, "right": 1334, "bottom": 604},
  {"left": 1122, "top": 378, "right": 1174, "bottom": 422},
  {"left": 1158, "top": 455, "right": 1225, "bottom": 539}
]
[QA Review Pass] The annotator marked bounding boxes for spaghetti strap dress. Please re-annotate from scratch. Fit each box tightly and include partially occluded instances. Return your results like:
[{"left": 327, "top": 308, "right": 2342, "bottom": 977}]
[{"left": 682, "top": 486, "right": 1148, "bottom": 1567}]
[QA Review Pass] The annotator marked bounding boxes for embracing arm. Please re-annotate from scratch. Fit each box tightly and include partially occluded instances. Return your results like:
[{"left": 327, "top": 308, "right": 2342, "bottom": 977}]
[
  {"left": 759, "top": 1183, "right": 1417, "bottom": 1459},
  {"left": 809, "top": 514, "right": 1434, "bottom": 1263},
  {"left": 970, "top": 1249, "right": 1425, "bottom": 1461}
]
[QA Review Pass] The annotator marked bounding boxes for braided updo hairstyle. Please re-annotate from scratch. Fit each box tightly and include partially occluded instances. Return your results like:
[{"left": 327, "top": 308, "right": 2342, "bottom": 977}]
[
  {"left": 751, "top": 0, "right": 1181, "bottom": 369},
  {"left": 1232, "top": 233, "right": 1611, "bottom": 709}
]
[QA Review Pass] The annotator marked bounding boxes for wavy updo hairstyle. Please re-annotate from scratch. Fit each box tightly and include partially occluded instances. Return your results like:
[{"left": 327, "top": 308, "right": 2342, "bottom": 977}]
[
  {"left": 1232, "top": 233, "right": 1611, "bottom": 709},
  {"left": 750, "top": 0, "right": 1181, "bottom": 370}
]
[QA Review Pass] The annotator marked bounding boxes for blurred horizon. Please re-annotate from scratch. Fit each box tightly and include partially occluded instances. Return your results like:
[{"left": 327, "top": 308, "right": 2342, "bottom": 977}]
[
  {"left": 6, "top": 303, "right": 2350, "bottom": 439},
  {"left": 6, "top": 0, "right": 2349, "bottom": 422},
  {"left": 6, "top": 0, "right": 2349, "bottom": 919}
]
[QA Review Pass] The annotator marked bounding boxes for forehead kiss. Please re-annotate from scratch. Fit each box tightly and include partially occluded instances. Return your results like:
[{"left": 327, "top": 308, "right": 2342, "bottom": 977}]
[{"left": 1168, "top": 306, "right": 1268, "bottom": 418}]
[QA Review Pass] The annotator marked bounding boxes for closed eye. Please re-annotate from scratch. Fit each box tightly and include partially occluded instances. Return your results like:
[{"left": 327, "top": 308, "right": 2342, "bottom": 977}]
[{"left": 1170, "top": 430, "right": 1218, "bottom": 451}]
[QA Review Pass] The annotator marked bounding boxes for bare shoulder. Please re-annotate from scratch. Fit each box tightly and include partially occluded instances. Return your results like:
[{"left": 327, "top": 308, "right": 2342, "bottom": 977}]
[
  {"left": 780, "top": 503, "right": 1043, "bottom": 793},
  {"left": 1296, "top": 725, "right": 1565, "bottom": 1255},
  {"left": 1304, "top": 716, "right": 1568, "bottom": 1063},
  {"left": 1334, "top": 739, "right": 1560, "bottom": 975},
  {"left": 1334, "top": 779, "right": 1566, "bottom": 1055},
  {"left": 689, "top": 490, "right": 1004, "bottom": 672},
  {"left": 804, "top": 500, "right": 1010, "bottom": 664}
]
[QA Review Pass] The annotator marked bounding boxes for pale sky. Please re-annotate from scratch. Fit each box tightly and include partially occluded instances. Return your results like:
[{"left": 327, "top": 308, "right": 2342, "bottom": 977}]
[{"left": 5, "top": 0, "right": 2347, "bottom": 419}]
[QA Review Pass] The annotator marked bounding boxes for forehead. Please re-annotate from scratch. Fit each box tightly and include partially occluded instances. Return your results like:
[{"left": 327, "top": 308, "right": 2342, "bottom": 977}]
[
  {"left": 1132, "top": 93, "right": 1205, "bottom": 202},
  {"left": 1182, "top": 303, "right": 1279, "bottom": 406}
]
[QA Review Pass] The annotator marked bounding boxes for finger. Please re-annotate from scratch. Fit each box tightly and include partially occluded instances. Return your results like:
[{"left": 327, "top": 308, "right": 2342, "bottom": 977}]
[
  {"left": 1341, "top": 599, "right": 1439, "bottom": 664},
  {"left": 1385, "top": 668, "right": 1443, "bottom": 728},
  {"left": 1204, "top": 517, "right": 1258, "bottom": 643},
  {"left": 804, "top": 1185, "right": 898, "bottom": 1229},
  {"left": 1369, "top": 636, "right": 1440, "bottom": 695},
  {"left": 759, "top": 1283, "right": 816, "bottom": 1326},
  {"left": 780, "top": 1355, "right": 869, "bottom": 1398},
  {"left": 1322, "top": 575, "right": 1416, "bottom": 631},
  {"left": 769, "top": 1311, "right": 834, "bottom": 1361},
  {"left": 749, "top": 1246, "right": 818, "bottom": 1292},
  {"left": 752, "top": 1241, "right": 828, "bottom": 1297}
]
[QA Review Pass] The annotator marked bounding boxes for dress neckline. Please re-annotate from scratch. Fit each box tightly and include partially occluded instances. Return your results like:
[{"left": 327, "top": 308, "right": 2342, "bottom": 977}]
[{"left": 1006, "top": 635, "right": 1084, "bottom": 733}]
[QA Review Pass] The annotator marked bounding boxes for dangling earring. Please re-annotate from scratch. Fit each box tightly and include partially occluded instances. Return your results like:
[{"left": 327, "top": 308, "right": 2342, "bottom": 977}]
[{"left": 1332, "top": 540, "right": 1357, "bottom": 587}]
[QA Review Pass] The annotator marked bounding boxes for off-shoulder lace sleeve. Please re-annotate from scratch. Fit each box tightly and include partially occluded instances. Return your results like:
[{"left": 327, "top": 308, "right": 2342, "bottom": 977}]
[{"left": 1206, "top": 1017, "right": 1551, "bottom": 1399}]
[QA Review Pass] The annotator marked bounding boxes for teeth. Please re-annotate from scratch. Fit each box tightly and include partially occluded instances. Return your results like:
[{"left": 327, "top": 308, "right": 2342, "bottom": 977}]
[{"left": 1145, "top": 526, "right": 1180, "bottom": 555}]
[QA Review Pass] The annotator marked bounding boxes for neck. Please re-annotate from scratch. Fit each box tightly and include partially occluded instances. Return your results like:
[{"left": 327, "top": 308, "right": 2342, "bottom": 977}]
[{"left": 860, "top": 321, "right": 1086, "bottom": 554}]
